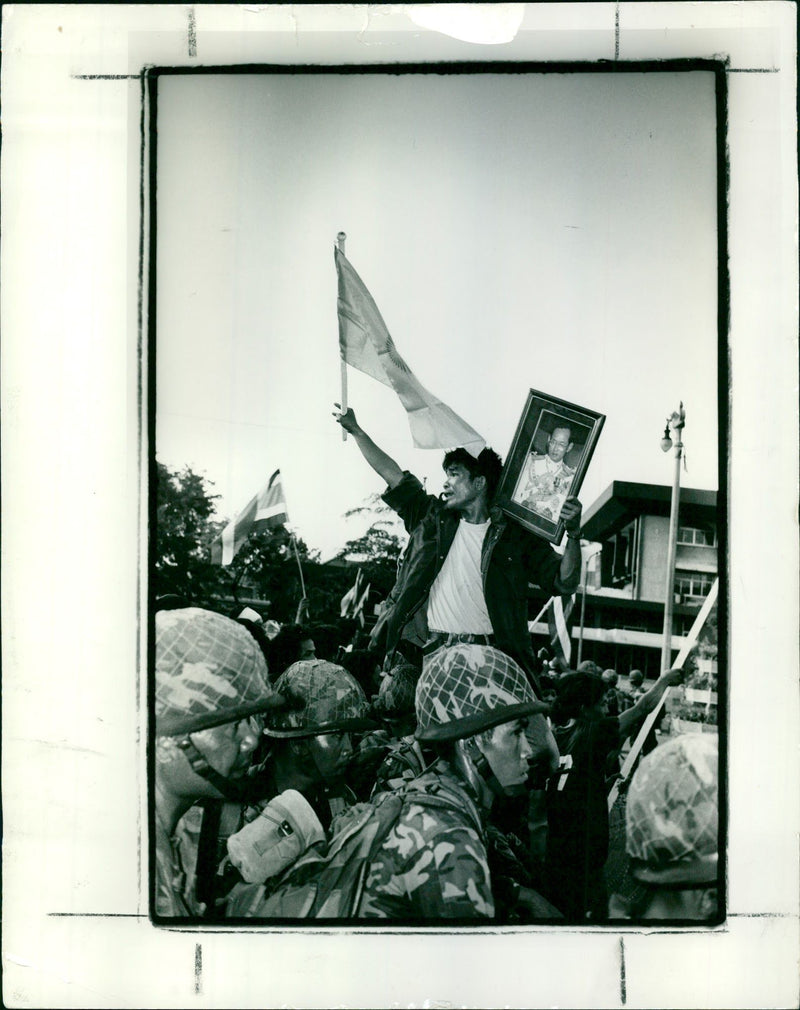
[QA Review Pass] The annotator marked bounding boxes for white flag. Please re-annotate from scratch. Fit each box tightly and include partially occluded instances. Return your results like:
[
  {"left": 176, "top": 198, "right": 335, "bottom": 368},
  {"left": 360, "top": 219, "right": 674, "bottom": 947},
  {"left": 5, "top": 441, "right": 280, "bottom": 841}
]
[{"left": 336, "top": 246, "right": 485, "bottom": 457}]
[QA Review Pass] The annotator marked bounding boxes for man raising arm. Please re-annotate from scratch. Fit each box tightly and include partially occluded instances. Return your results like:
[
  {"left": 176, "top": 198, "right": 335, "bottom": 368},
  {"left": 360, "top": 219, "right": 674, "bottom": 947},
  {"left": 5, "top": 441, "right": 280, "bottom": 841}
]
[
  {"left": 334, "top": 403, "right": 404, "bottom": 489},
  {"left": 556, "top": 496, "right": 582, "bottom": 594},
  {"left": 333, "top": 404, "right": 582, "bottom": 682}
]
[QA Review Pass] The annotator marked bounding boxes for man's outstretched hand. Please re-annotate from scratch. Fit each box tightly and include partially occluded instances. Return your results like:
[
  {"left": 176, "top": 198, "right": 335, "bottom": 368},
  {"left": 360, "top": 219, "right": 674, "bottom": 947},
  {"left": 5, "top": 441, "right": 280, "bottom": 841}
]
[
  {"left": 559, "top": 496, "right": 583, "bottom": 535},
  {"left": 661, "top": 666, "right": 686, "bottom": 688},
  {"left": 333, "top": 403, "right": 360, "bottom": 435}
]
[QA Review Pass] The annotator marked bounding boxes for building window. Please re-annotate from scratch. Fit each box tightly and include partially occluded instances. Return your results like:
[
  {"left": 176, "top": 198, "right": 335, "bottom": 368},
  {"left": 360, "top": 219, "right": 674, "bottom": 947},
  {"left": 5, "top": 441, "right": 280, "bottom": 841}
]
[
  {"left": 600, "top": 525, "right": 634, "bottom": 588},
  {"left": 674, "top": 572, "right": 714, "bottom": 601},
  {"left": 677, "top": 525, "right": 717, "bottom": 547}
]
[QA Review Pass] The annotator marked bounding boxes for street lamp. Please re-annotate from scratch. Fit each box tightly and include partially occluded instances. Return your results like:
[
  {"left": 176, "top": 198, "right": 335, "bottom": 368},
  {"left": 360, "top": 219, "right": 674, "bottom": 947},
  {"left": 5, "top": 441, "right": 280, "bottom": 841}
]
[
  {"left": 660, "top": 402, "right": 685, "bottom": 673},
  {"left": 576, "top": 543, "right": 603, "bottom": 667}
]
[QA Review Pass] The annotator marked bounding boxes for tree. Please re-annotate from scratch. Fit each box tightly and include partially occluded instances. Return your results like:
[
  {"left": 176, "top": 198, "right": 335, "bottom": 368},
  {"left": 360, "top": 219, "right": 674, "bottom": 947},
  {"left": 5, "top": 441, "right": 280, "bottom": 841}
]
[
  {"left": 155, "top": 460, "right": 322, "bottom": 618},
  {"left": 227, "top": 527, "right": 318, "bottom": 622},
  {"left": 154, "top": 461, "right": 226, "bottom": 601},
  {"left": 335, "top": 493, "right": 406, "bottom": 595},
  {"left": 154, "top": 467, "right": 410, "bottom": 625}
]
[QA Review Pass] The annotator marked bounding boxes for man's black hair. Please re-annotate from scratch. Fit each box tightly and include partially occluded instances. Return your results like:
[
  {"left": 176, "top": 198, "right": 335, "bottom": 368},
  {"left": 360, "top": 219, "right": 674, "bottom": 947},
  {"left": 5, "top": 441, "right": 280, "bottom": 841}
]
[
  {"left": 550, "top": 671, "right": 607, "bottom": 724},
  {"left": 307, "top": 623, "right": 343, "bottom": 661},
  {"left": 442, "top": 446, "right": 504, "bottom": 502},
  {"left": 235, "top": 618, "right": 271, "bottom": 668}
]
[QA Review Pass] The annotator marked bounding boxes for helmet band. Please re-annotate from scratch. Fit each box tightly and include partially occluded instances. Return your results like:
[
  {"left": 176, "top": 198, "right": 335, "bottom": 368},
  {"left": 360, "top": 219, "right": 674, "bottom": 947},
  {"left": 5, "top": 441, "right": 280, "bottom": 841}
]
[
  {"left": 157, "top": 695, "right": 286, "bottom": 738},
  {"left": 416, "top": 700, "right": 547, "bottom": 742},
  {"left": 263, "top": 714, "right": 377, "bottom": 739}
]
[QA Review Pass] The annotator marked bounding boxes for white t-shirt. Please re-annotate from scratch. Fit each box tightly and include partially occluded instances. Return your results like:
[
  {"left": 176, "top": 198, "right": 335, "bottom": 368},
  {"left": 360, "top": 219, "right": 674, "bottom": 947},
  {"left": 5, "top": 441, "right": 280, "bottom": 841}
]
[{"left": 427, "top": 518, "right": 493, "bottom": 634}]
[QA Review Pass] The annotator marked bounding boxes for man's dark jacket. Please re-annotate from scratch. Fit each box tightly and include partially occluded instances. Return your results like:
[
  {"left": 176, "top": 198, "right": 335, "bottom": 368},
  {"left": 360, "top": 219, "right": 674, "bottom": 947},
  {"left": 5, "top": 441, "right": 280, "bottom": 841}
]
[{"left": 370, "top": 472, "right": 562, "bottom": 685}]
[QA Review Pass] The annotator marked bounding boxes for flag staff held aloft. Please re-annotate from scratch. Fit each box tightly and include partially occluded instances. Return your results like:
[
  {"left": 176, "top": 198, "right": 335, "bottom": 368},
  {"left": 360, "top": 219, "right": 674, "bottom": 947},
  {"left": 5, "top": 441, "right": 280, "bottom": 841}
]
[{"left": 334, "top": 234, "right": 485, "bottom": 457}]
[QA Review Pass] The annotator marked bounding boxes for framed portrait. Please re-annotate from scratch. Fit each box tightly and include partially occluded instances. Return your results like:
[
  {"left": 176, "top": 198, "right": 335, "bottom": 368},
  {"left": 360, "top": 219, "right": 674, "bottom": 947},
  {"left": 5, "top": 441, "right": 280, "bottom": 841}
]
[{"left": 495, "top": 389, "right": 605, "bottom": 544}]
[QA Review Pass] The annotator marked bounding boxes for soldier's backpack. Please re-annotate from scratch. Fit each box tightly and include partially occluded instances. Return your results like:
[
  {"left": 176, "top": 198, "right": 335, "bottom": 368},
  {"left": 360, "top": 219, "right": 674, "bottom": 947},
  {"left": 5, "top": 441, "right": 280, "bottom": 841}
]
[{"left": 225, "top": 776, "right": 482, "bottom": 919}]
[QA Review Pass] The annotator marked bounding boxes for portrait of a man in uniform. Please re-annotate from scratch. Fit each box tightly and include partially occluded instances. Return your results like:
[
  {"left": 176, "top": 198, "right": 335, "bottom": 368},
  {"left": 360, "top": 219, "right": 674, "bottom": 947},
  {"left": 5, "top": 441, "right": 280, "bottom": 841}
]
[{"left": 513, "top": 419, "right": 580, "bottom": 522}]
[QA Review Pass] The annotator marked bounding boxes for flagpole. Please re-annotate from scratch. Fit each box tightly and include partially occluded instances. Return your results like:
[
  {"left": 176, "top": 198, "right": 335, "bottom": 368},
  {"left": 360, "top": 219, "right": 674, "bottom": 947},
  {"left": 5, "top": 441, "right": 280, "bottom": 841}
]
[
  {"left": 576, "top": 544, "right": 602, "bottom": 666},
  {"left": 337, "top": 231, "right": 348, "bottom": 441},
  {"left": 289, "top": 532, "right": 308, "bottom": 616}
]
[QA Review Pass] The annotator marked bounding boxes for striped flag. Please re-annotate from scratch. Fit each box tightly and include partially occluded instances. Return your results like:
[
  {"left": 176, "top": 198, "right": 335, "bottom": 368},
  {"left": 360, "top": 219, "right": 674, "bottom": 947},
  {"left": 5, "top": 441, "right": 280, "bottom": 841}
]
[
  {"left": 547, "top": 594, "right": 576, "bottom": 664},
  {"left": 335, "top": 246, "right": 485, "bottom": 457},
  {"left": 210, "top": 470, "right": 288, "bottom": 566},
  {"left": 340, "top": 569, "right": 363, "bottom": 618}
]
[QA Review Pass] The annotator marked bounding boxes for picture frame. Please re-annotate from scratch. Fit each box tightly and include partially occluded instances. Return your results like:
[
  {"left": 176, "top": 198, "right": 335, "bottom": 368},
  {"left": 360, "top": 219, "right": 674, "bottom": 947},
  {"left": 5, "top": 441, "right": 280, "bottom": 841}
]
[{"left": 495, "top": 389, "right": 605, "bottom": 544}]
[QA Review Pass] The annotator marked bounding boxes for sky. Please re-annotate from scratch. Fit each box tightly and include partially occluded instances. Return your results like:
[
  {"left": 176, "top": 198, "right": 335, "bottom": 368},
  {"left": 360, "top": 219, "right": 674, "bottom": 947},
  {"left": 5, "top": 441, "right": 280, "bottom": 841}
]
[{"left": 155, "top": 68, "right": 719, "bottom": 560}]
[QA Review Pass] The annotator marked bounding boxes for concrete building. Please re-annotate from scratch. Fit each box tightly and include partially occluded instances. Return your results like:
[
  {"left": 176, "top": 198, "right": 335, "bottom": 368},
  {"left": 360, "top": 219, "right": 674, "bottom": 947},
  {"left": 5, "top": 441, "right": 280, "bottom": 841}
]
[{"left": 531, "top": 481, "right": 720, "bottom": 679}]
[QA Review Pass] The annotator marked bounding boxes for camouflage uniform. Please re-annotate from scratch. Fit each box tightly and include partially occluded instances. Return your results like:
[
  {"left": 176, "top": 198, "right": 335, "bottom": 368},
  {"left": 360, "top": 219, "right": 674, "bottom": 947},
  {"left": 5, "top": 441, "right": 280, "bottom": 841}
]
[
  {"left": 357, "top": 761, "right": 493, "bottom": 919},
  {"left": 155, "top": 812, "right": 203, "bottom": 917},
  {"left": 359, "top": 645, "right": 547, "bottom": 920}
]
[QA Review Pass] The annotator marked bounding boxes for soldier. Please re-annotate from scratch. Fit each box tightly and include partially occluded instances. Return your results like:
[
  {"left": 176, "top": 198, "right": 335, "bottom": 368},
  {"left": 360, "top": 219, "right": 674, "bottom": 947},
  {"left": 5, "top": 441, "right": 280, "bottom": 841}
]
[
  {"left": 258, "top": 658, "right": 375, "bottom": 824},
  {"left": 356, "top": 643, "right": 560, "bottom": 920},
  {"left": 619, "top": 733, "right": 720, "bottom": 920},
  {"left": 187, "top": 658, "right": 375, "bottom": 917},
  {"left": 154, "top": 607, "right": 284, "bottom": 917}
]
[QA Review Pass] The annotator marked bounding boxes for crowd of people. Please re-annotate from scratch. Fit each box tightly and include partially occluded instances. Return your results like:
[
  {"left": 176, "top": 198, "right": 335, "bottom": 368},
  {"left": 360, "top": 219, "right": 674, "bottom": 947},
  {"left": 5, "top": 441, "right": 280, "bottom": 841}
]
[{"left": 154, "top": 405, "right": 720, "bottom": 924}]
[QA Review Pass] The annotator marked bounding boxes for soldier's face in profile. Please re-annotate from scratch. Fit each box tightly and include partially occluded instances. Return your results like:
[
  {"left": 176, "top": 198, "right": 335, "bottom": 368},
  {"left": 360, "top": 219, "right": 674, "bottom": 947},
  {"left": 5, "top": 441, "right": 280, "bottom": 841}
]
[
  {"left": 308, "top": 731, "right": 354, "bottom": 784},
  {"left": 190, "top": 715, "right": 264, "bottom": 784},
  {"left": 476, "top": 717, "right": 533, "bottom": 791},
  {"left": 546, "top": 428, "right": 573, "bottom": 463}
]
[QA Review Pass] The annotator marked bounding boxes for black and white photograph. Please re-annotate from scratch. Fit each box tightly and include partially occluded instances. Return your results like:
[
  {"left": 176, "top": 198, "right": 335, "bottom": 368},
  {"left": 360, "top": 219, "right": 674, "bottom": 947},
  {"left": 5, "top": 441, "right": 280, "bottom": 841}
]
[
  {"left": 2, "top": 4, "right": 798, "bottom": 1009},
  {"left": 151, "top": 60, "right": 721, "bottom": 928}
]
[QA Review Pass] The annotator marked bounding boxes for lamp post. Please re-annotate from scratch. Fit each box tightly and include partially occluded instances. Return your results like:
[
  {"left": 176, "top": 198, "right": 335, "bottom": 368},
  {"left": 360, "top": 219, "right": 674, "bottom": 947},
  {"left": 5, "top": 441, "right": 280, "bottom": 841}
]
[
  {"left": 576, "top": 543, "right": 602, "bottom": 667},
  {"left": 660, "top": 402, "right": 685, "bottom": 673}
]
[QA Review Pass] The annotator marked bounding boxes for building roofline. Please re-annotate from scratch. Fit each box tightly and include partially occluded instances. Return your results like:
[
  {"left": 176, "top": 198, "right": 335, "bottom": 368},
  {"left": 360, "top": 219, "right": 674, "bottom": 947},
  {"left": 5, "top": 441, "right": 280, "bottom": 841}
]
[{"left": 581, "top": 481, "right": 718, "bottom": 541}]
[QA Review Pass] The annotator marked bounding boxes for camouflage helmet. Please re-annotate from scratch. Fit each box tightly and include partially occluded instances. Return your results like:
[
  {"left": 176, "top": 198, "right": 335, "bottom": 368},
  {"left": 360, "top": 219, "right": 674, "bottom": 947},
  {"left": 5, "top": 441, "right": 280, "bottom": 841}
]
[
  {"left": 264, "top": 659, "right": 374, "bottom": 739},
  {"left": 374, "top": 661, "right": 418, "bottom": 718},
  {"left": 415, "top": 644, "right": 548, "bottom": 742},
  {"left": 626, "top": 734, "right": 719, "bottom": 886},
  {"left": 155, "top": 607, "right": 283, "bottom": 737}
]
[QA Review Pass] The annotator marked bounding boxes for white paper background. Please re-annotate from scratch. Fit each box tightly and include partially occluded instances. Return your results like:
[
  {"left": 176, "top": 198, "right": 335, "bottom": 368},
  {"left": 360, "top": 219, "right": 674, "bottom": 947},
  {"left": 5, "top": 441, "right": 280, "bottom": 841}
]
[{"left": 2, "top": 4, "right": 798, "bottom": 1008}]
